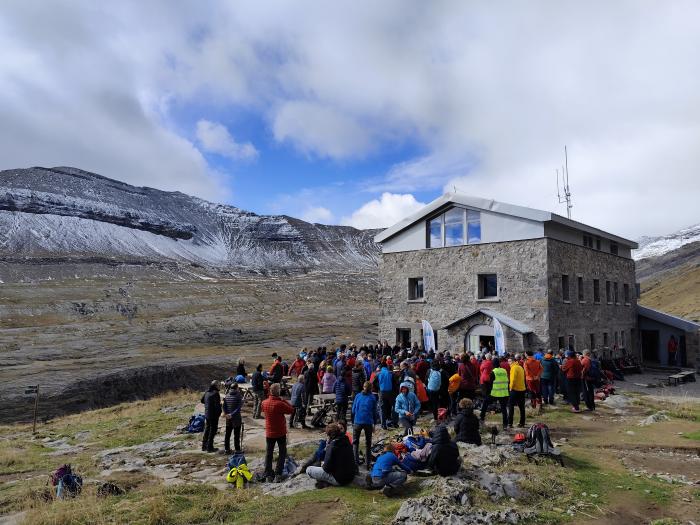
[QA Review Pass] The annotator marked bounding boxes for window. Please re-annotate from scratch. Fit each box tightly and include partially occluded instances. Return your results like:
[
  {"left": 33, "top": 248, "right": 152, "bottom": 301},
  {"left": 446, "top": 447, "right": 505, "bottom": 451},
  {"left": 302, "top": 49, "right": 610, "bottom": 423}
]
[
  {"left": 428, "top": 217, "right": 443, "bottom": 248},
  {"left": 610, "top": 242, "right": 619, "bottom": 256},
  {"left": 562, "top": 274, "right": 570, "bottom": 302},
  {"left": 583, "top": 234, "right": 593, "bottom": 248},
  {"left": 444, "top": 208, "right": 464, "bottom": 246},
  {"left": 593, "top": 279, "right": 600, "bottom": 303},
  {"left": 478, "top": 273, "right": 498, "bottom": 299},
  {"left": 467, "top": 210, "right": 481, "bottom": 243},
  {"left": 408, "top": 277, "right": 424, "bottom": 300},
  {"left": 577, "top": 276, "right": 584, "bottom": 302},
  {"left": 603, "top": 332, "right": 609, "bottom": 346},
  {"left": 558, "top": 336, "right": 565, "bottom": 350},
  {"left": 614, "top": 331, "right": 619, "bottom": 346},
  {"left": 613, "top": 282, "right": 619, "bottom": 304},
  {"left": 623, "top": 283, "right": 630, "bottom": 304},
  {"left": 605, "top": 280, "right": 611, "bottom": 303},
  {"left": 568, "top": 335, "right": 576, "bottom": 351},
  {"left": 620, "top": 330, "right": 626, "bottom": 348},
  {"left": 595, "top": 238, "right": 601, "bottom": 250},
  {"left": 590, "top": 333, "right": 596, "bottom": 349}
]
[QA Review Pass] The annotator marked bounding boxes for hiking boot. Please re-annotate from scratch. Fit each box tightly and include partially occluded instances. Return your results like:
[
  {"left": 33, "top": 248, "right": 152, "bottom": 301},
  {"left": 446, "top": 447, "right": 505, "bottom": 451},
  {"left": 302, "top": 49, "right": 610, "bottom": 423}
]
[
  {"left": 265, "top": 476, "right": 274, "bottom": 483},
  {"left": 206, "top": 447, "right": 219, "bottom": 453},
  {"left": 365, "top": 473, "right": 373, "bottom": 488},
  {"left": 571, "top": 407, "right": 580, "bottom": 413},
  {"left": 223, "top": 449, "right": 232, "bottom": 455},
  {"left": 382, "top": 485, "right": 396, "bottom": 497},
  {"left": 273, "top": 475, "right": 284, "bottom": 484}
]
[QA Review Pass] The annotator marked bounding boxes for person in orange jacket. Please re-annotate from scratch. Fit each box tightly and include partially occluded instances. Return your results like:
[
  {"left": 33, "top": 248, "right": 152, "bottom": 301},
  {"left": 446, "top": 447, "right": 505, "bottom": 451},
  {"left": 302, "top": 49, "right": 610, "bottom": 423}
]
[{"left": 523, "top": 350, "right": 544, "bottom": 409}]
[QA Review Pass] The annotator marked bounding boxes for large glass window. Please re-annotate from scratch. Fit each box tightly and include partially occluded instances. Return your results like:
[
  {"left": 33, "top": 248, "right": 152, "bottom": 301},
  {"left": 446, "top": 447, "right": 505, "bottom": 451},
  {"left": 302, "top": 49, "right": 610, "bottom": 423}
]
[
  {"left": 428, "top": 217, "right": 443, "bottom": 248},
  {"left": 444, "top": 208, "right": 464, "bottom": 246},
  {"left": 467, "top": 210, "right": 481, "bottom": 243}
]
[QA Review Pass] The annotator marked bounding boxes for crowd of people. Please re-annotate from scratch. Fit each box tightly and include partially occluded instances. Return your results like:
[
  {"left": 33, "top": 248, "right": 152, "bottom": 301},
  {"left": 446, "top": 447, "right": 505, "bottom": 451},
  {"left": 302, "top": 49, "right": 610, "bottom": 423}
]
[{"left": 202, "top": 340, "right": 614, "bottom": 492}]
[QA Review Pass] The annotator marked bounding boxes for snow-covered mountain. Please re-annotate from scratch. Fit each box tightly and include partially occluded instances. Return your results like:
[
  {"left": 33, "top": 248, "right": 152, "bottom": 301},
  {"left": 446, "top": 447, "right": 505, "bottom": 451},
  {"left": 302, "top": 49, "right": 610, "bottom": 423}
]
[
  {"left": 634, "top": 223, "right": 700, "bottom": 260},
  {"left": 0, "top": 167, "right": 380, "bottom": 271}
]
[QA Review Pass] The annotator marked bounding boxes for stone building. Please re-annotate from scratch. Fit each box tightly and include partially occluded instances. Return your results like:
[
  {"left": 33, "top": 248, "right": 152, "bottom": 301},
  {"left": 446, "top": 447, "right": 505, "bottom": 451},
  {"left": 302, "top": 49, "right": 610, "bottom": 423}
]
[{"left": 375, "top": 192, "right": 646, "bottom": 359}]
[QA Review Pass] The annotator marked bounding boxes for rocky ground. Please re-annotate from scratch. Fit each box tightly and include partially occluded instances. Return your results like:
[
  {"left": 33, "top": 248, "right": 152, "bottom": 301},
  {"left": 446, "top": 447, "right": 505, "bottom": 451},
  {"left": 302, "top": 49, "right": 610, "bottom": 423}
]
[
  {"left": 0, "top": 383, "right": 698, "bottom": 525},
  {"left": 0, "top": 269, "right": 378, "bottom": 422}
]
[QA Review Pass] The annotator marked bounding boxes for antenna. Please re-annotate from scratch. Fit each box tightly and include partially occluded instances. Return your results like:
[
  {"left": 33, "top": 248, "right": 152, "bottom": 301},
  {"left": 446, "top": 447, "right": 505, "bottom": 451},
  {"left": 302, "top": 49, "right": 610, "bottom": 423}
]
[{"left": 555, "top": 145, "right": 573, "bottom": 219}]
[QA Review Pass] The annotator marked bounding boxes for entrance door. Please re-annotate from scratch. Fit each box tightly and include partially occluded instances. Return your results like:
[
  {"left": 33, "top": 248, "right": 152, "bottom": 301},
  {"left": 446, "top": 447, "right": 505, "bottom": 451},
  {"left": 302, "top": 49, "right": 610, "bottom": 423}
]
[
  {"left": 396, "top": 328, "right": 411, "bottom": 348},
  {"left": 641, "top": 330, "right": 659, "bottom": 362}
]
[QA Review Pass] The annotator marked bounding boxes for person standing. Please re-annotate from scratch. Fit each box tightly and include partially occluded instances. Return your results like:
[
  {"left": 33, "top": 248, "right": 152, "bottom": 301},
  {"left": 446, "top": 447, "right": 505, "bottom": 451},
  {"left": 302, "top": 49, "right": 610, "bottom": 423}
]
[
  {"left": 667, "top": 335, "right": 678, "bottom": 366},
  {"left": 508, "top": 356, "right": 526, "bottom": 428},
  {"left": 540, "top": 353, "right": 559, "bottom": 405},
  {"left": 222, "top": 382, "right": 243, "bottom": 454},
  {"left": 377, "top": 363, "right": 395, "bottom": 429},
  {"left": 322, "top": 366, "right": 337, "bottom": 394},
  {"left": 303, "top": 361, "right": 319, "bottom": 420},
  {"left": 395, "top": 381, "right": 421, "bottom": 436},
  {"left": 351, "top": 382, "right": 378, "bottom": 468},
  {"left": 561, "top": 351, "right": 583, "bottom": 413},
  {"left": 581, "top": 350, "right": 599, "bottom": 411},
  {"left": 201, "top": 381, "right": 222, "bottom": 453},
  {"left": 426, "top": 362, "right": 442, "bottom": 420},
  {"left": 251, "top": 364, "right": 265, "bottom": 419},
  {"left": 261, "top": 383, "right": 294, "bottom": 482},
  {"left": 334, "top": 372, "right": 350, "bottom": 424},
  {"left": 480, "top": 357, "right": 509, "bottom": 429},
  {"left": 289, "top": 373, "right": 308, "bottom": 429},
  {"left": 457, "top": 354, "right": 477, "bottom": 400},
  {"left": 523, "top": 350, "right": 543, "bottom": 409}
]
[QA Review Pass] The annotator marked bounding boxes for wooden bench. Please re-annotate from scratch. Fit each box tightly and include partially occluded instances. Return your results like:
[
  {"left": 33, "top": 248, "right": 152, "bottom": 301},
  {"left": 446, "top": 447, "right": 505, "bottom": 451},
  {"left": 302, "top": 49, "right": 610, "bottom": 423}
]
[{"left": 668, "top": 370, "right": 696, "bottom": 386}]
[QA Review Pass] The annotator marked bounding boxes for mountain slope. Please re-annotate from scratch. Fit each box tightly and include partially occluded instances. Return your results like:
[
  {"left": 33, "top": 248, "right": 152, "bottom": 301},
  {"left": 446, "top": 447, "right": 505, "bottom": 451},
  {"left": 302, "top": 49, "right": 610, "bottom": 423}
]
[
  {"left": 0, "top": 166, "right": 379, "bottom": 272},
  {"left": 634, "top": 223, "right": 700, "bottom": 260}
]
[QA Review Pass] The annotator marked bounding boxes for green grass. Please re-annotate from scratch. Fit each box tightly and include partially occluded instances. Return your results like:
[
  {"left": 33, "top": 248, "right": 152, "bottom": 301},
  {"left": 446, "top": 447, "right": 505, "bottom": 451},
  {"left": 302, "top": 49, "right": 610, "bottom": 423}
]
[{"left": 682, "top": 429, "right": 700, "bottom": 441}]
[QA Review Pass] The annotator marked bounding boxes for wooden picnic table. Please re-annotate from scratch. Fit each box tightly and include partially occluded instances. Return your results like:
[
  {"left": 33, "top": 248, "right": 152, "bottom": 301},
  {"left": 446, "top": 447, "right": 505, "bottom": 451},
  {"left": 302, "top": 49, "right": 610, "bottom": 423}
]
[{"left": 668, "top": 370, "right": 696, "bottom": 386}]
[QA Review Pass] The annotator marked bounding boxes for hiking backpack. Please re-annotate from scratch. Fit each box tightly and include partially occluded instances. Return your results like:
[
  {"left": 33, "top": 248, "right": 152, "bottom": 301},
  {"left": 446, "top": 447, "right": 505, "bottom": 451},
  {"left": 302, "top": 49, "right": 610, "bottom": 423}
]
[
  {"left": 310, "top": 404, "right": 331, "bottom": 428},
  {"left": 186, "top": 414, "right": 206, "bottom": 433},
  {"left": 524, "top": 423, "right": 561, "bottom": 458},
  {"left": 56, "top": 473, "right": 83, "bottom": 499},
  {"left": 226, "top": 452, "right": 247, "bottom": 470},
  {"left": 50, "top": 464, "right": 72, "bottom": 487},
  {"left": 587, "top": 359, "right": 602, "bottom": 382}
]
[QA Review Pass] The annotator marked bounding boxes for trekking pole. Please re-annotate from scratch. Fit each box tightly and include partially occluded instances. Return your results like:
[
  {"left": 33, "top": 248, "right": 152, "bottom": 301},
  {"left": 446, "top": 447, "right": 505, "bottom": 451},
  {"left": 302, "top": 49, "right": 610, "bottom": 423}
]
[
  {"left": 25, "top": 385, "right": 39, "bottom": 434},
  {"left": 241, "top": 422, "right": 245, "bottom": 451}
]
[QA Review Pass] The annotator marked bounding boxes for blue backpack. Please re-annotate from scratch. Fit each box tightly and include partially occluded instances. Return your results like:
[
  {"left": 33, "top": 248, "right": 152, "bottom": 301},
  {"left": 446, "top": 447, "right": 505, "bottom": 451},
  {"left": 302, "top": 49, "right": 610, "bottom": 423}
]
[
  {"left": 187, "top": 414, "right": 206, "bottom": 433},
  {"left": 57, "top": 473, "right": 82, "bottom": 499},
  {"left": 226, "top": 452, "right": 247, "bottom": 470}
]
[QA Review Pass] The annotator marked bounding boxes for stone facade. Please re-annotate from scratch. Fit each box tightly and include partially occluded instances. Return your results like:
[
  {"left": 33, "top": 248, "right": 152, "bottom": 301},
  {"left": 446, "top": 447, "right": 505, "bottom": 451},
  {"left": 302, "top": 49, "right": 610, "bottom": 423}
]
[{"left": 379, "top": 237, "right": 639, "bottom": 357}]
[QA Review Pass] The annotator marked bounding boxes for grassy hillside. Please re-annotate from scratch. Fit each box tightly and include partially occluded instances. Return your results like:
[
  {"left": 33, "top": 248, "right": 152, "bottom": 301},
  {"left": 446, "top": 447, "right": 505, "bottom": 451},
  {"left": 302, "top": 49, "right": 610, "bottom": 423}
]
[{"left": 639, "top": 263, "right": 700, "bottom": 323}]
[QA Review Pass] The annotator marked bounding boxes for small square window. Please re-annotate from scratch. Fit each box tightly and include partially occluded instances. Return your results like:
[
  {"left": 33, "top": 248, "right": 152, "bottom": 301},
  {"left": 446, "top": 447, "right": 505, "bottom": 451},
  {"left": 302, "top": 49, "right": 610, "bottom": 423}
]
[
  {"left": 562, "top": 274, "right": 570, "bottom": 302},
  {"left": 408, "top": 277, "right": 424, "bottom": 300},
  {"left": 478, "top": 274, "right": 498, "bottom": 299}
]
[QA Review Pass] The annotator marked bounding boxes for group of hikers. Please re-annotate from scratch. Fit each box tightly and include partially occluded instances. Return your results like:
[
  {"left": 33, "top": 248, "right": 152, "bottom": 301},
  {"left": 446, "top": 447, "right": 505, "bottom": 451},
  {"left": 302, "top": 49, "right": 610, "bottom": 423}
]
[{"left": 200, "top": 340, "right": 613, "bottom": 492}]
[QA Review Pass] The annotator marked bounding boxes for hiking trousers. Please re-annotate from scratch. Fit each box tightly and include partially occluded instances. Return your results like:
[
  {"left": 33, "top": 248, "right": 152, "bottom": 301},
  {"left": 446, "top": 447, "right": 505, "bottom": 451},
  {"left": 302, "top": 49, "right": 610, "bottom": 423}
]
[
  {"left": 289, "top": 406, "right": 307, "bottom": 428},
  {"left": 379, "top": 392, "right": 394, "bottom": 427},
  {"left": 306, "top": 466, "right": 339, "bottom": 486},
  {"left": 264, "top": 436, "right": 287, "bottom": 477},
  {"left": 428, "top": 390, "right": 440, "bottom": 420},
  {"left": 481, "top": 396, "right": 508, "bottom": 428},
  {"left": 508, "top": 390, "right": 526, "bottom": 427},
  {"left": 567, "top": 379, "right": 581, "bottom": 410},
  {"left": 372, "top": 470, "right": 407, "bottom": 489},
  {"left": 398, "top": 416, "right": 415, "bottom": 436},
  {"left": 202, "top": 417, "right": 219, "bottom": 451},
  {"left": 352, "top": 423, "right": 373, "bottom": 467},
  {"left": 224, "top": 419, "right": 241, "bottom": 452},
  {"left": 336, "top": 402, "right": 348, "bottom": 424},
  {"left": 541, "top": 378, "right": 555, "bottom": 404},
  {"left": 252, "top": 390, "right": 264, "bottom": 419},
  {"left": 526, "top": 379, "right": 542, "bottom": 408},
  {"left": 583, "top": 380, "right": 596, "bottom": 411}
]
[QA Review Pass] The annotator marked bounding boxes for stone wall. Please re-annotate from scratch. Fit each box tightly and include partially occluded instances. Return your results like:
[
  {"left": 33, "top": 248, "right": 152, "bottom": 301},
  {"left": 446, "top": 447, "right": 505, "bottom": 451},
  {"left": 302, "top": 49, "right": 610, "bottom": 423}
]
[
  {"left": 378, "top": 239, "right": 550, "bottom": 354},
  {"left": 546, "top": 238, "right": 638, "bottom": 357}
]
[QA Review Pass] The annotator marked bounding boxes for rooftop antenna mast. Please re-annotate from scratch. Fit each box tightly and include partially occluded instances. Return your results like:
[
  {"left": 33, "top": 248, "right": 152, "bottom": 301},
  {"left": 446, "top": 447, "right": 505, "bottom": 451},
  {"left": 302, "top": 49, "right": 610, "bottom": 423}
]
[{"left": 556, "top": 145, "right": 573, "bottom": 219}]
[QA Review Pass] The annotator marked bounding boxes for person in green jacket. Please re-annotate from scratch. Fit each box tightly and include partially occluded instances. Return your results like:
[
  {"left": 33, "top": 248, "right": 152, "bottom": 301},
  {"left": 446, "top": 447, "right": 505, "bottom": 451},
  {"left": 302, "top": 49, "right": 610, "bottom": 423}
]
[{"left": 480, "top": 357, "right": 509, "bottom": 430}]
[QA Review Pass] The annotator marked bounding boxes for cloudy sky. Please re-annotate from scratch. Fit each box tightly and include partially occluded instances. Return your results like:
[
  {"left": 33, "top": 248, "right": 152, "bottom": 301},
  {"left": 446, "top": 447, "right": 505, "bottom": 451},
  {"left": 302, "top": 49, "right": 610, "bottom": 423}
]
[{"left": 1, "top": 1, "right": 698, "bottom": 238}]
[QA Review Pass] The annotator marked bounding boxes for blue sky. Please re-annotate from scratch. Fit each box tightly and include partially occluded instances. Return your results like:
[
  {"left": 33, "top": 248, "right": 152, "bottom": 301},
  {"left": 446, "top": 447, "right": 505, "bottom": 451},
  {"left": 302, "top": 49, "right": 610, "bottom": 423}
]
[{"left": 1, "top": 1, "right": 699, "bottom": 236}]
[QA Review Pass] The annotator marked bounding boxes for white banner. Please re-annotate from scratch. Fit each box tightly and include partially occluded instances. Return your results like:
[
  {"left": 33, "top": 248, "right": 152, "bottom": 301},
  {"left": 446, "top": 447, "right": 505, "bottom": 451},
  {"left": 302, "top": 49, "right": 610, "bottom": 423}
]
[
  {"left": 493, "top": 318, "right": 506, "bottom": 356},
  {"left": 421, "top": 320, "right": 436, "bottom": 352}
]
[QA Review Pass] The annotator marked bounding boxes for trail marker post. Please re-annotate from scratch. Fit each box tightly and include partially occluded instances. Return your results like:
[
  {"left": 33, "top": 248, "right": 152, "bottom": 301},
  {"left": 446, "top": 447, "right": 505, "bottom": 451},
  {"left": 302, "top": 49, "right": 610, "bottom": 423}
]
[{"left": 25, "top": 385, "right": 39, "bottom": 433}]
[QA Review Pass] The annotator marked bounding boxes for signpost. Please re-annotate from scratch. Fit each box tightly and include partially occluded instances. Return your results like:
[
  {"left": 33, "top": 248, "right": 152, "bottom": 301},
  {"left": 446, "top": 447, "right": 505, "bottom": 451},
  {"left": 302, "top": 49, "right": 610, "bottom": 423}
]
[{"left": 25, "top": 385, "right": 39, "bottom": 434}]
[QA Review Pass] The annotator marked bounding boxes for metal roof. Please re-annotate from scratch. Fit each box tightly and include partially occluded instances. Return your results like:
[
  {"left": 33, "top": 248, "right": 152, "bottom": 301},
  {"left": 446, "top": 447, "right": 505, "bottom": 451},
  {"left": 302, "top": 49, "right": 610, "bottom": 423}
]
[
  {"left": 374, "top": 192, "right": 638, "bottom": 248},
  {"left": 443, "top": 308, "right": 534, "bottom": 334},
  {"left": 638, "top": 305, "right": 700, "bottom": 331}
]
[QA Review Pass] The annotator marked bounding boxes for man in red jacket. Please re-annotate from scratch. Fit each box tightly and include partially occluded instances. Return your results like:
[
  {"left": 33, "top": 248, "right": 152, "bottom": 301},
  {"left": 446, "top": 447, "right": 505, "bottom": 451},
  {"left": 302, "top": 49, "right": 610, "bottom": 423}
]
[
  {"left": 262, "top": 383, "right": 294, "bottom": 482},
  {"left": 561, "top": 351, "right": 583, "bottom": 413}
]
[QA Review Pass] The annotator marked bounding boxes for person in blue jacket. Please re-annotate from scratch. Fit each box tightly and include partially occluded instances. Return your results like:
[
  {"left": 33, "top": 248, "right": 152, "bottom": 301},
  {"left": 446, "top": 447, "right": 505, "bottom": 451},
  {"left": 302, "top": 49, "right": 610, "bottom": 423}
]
[
  {"left": 395, "top": 381, "right": 421, "bottom": 436},
  {"left": 377, "top": 363, "right": 395, "bottom": 430},
  {"left": 351, "top": 381, "right": 378, "bottom": 468},
  {"left": 370, "top": 443, "right": 411, "bottom": 496},
  {"left": 334, "top": 374, "right": 350, "bottom": 425}
]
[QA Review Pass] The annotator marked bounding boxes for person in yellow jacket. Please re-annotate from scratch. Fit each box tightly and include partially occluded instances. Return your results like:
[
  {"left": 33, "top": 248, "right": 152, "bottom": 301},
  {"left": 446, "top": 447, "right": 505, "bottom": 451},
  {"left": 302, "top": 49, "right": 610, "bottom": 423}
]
[
  {"left": 508, "top": 355, "right": 527, "bottom": 428},
  {"left": 448, "top": 373, "right": 461, "bottom": 416}
]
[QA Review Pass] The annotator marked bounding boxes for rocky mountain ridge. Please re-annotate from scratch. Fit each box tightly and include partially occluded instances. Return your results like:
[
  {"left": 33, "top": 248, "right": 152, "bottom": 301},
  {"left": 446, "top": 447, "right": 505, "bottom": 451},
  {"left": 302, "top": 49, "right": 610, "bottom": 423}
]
[{"left": 0, "top": 166, "right": 380, "bottom": 273}]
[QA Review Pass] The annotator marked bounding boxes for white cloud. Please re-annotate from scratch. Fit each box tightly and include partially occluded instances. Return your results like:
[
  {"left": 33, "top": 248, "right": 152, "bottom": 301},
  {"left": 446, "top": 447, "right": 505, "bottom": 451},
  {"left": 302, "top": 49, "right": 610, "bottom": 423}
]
[
  {"left": 342, "top": 193, "right": 426, "bottom": 229},
  {"left": 300, "top": 206, "right": 334, "bottom": 224},
  {"left": 196, "top": 119, "right": 258, "bottom": 161}
]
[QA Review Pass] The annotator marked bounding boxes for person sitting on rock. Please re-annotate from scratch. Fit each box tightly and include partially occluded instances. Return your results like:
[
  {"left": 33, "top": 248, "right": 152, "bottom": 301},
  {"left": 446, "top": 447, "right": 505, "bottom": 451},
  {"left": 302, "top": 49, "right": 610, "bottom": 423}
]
[
  {"left": 428, "top": 425, "right": 461, "bottom": 476},
  {"left": 306, "top": 422, "right": 356, "bottom": 487},
  {"left": 369, "top": 443, "right": 411, "bottom": 497},
  {"left": 201, "top": 380, "right": 222, "bottom": 453},
  {"left": 453, "top": 398, "right": 482, "bottom": 446},
  {"left": 222, "top": 382, "right": 243, "bottom": 454},
  {"left": 395, "top": 381, "right": 421, "bottom": 436}
]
